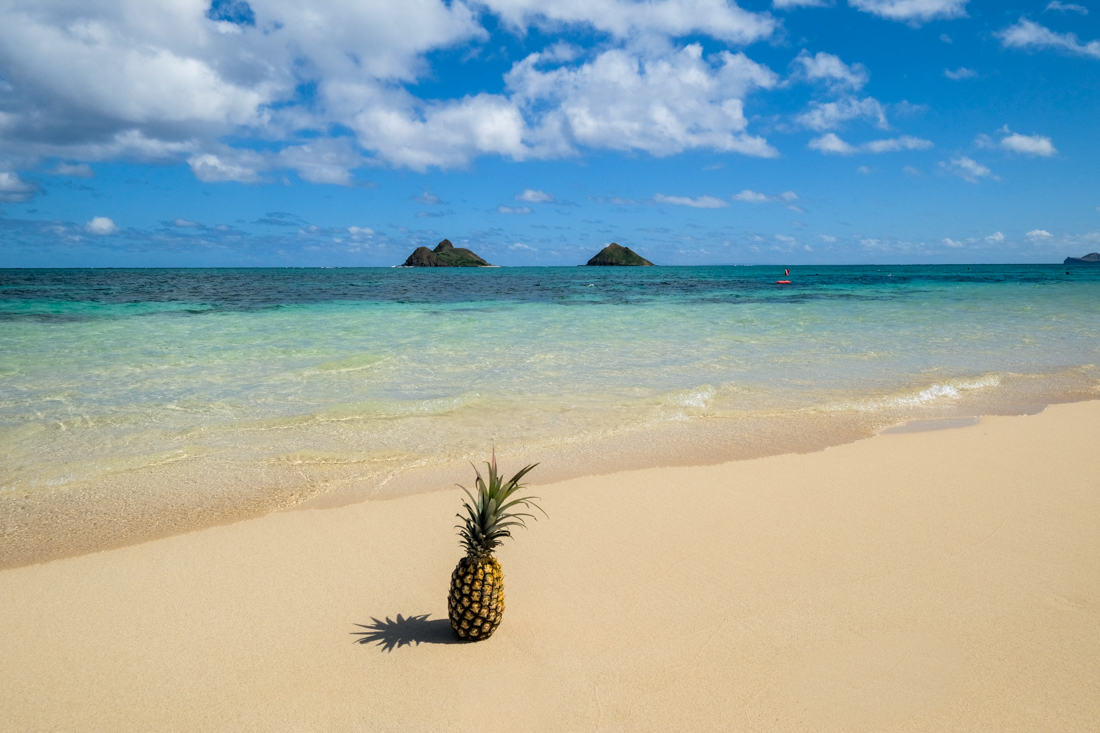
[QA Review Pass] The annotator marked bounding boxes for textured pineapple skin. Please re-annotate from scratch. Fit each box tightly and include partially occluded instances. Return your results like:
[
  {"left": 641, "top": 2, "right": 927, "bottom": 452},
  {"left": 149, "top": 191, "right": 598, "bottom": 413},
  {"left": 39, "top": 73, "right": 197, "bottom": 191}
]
[{"left": 448, "top": 554, "right": 505, "bottom": 641}]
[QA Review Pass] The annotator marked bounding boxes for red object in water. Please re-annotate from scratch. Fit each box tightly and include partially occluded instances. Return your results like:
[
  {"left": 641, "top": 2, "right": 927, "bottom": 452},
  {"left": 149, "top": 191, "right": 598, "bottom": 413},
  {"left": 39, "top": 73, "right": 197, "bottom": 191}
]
[
  {"left": 784, "top": 269, "right": 790, "bottom": 276},
  {"left": 776, "top": 280, "right": 791, "bottom": 284}
]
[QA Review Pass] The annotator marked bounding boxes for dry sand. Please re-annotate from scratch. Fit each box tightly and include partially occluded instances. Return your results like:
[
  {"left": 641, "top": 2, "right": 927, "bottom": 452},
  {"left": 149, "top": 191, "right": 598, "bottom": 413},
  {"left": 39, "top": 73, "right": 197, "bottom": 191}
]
[{"left": 1, "top": 401, "right": 1098, "bottom": 731}]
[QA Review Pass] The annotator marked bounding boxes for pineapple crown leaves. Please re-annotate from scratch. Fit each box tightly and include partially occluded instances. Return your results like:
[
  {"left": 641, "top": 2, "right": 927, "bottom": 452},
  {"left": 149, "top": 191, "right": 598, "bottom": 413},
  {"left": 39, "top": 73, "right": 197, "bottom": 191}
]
[{"left": 455, "top": 451, "right": 545, "bottom": 557}]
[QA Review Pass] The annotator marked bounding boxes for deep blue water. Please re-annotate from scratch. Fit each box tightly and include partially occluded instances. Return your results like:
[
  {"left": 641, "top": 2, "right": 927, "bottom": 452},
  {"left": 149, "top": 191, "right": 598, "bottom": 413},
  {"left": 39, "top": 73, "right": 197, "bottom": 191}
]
[{"left": 2, "top": 264, "right": 1098, "bottom": 314}]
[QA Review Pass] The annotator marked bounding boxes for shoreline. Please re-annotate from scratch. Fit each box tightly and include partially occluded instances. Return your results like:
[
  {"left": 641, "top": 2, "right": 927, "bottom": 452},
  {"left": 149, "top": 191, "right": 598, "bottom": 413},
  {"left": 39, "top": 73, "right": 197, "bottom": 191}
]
[
  {"left": 2, "top": 377, "right": 1098, "bottom": 570},
  {"left": 2, "top": 401, "right": 1098, "bottom": 730}
]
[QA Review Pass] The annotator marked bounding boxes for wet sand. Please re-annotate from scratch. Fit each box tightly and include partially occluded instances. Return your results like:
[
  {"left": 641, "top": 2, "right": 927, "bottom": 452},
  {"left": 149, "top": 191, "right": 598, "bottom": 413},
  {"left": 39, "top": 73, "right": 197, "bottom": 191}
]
[{"left": 1, "top": 401, "right": 1098, "bottom": 731}]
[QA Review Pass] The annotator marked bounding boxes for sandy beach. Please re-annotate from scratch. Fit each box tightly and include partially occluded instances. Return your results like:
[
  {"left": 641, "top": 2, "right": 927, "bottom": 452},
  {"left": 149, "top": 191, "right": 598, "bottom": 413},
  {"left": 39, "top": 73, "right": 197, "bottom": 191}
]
[{"left": 2, "top": 401, "right": 1098, "bottom": 731}]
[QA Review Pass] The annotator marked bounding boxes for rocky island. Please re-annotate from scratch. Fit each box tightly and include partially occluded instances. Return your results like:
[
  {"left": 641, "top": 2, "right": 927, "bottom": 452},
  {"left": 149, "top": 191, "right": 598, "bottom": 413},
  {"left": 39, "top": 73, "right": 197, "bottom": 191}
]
[
  {"left": 585, "top": 243, "right": 654, "bottom": 266},
  {"left": 401, "top": 239, "right": 491, "bottom": 267},
  {"left": 1064, "top": 252, "right": 1100, "bottom": 265}
]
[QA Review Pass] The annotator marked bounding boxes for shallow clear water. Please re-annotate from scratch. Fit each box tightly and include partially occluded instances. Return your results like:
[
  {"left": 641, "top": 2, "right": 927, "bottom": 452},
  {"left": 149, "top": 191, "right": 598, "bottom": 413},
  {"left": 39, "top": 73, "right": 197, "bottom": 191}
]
[{"left": 2, "top": 265, "right": 1099, "bottom": 565}]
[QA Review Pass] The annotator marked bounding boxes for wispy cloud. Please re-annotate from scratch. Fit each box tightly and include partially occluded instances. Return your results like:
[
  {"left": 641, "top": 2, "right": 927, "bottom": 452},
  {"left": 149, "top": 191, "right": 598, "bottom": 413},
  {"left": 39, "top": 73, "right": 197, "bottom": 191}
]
[
  {"left": 732, "top": 189, "right": 800, "bottom": 205},
  {"left": 773, "top": 0, "right": 830, "bottom": 8},
  {"left": 849, "top": 0, "right": 969, "bottom": 24},
  {"left": 516, "top": 189, "right": 555, "bottom": 203},
  {"left": 998, "top": 18, "right": 1100, "bottom": 59},
  {"left": 732, "top": 190, "right": 802, "bottom": 212},
  {"left": 940, "top": 156, "right": 994, "bottom": 183},
  {"left": 864, "top": 136, "right": 935, "bottom": 153},
  {"left": 1046, "top": 1, "right": 1088, "bottom": 15},
  {"left": 496, "top": 205, "right": 533, "bottom": 214},
  {"left": 652, "top": 194, "right": 729, "bottom": 208},
  {"left": 589, "top": 196, "right": 640, "bottom": 206},
  {"left": 48, "top": 162, "right": 95, "bottom": 178},
  {"left": 944, "top": 67, "right": 978, "bottom": 80},
  {"left": 796, "top": 97, "right": 888, "bottom": 131},
  {"left": 809, "top": 133, "right": 933, "bottom": 155},
  {"left": 791, "top": 50, "right": 868, "bottom": 90}
]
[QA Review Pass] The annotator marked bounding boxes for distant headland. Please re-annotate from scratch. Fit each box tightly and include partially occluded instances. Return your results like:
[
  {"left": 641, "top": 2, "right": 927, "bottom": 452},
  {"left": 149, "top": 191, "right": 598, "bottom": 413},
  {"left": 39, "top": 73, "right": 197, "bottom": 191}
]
[
  {"left": 400, "top": 240, "right": 491, "bottom": 267},
  {"left": 1064, "top": 252, "right": 1100, "bottom": 265},
  {"left": 585, "top": 243, "right": 654, "bottom": 266}
]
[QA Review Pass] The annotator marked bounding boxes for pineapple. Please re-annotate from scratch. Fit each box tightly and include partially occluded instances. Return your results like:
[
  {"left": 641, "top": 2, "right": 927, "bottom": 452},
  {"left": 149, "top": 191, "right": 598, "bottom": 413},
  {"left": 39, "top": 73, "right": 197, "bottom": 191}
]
[{"left": 448, "top": 452, "right": 543, "bottom": 641}]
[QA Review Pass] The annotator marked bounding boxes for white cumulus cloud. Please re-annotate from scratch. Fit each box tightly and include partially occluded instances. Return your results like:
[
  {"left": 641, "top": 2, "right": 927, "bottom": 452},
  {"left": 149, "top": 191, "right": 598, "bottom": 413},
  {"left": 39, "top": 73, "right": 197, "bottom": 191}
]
[
  {"left": 1026, "top": 229, "right": 1053, "bottom": 239},
  {"left": 791, "top": 50, "right": 890, "bottom": 135},
  {"left": 849, "top": 0, "right": 969, "bottom": 24},
  {"left": 998, "top": 18, "right": 1100, "bottom": 59},
  {"left": 943, "top": 237, "right": 965, "bottom": 248},
  {"left": 1001, "top": 132, "right": 1057, "bottom": 156},
  {"left": 0, "top": 0, "right": 783, "bottom": 181},
  {"left": 653, "top": 193, "right": 729, "bottom": 208},
  {"left": 0, "top": 171, "right": 41, "bottom": 202},
  {"left": 506, "top": 43, "right": 781, "bottom": 159},
  {"left": 85, "top": 216, "right": 118, "bottom": 235},
  {"left": 986, "top": 231, "right": 1005, "bottom": 242}
]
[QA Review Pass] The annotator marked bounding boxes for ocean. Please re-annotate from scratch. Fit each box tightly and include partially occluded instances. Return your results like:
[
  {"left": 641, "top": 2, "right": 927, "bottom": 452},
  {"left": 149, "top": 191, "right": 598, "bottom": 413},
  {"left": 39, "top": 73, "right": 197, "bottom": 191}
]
[{"left": 2, "top": 265, "right": 1099, "bottom": 566}]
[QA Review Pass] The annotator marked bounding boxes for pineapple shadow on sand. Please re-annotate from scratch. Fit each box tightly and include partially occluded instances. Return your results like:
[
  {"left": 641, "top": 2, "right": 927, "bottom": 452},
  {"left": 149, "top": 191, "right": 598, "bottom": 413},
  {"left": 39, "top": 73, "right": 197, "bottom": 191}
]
[{"left": 352, "top": 614, "right": 460, "bottom": 652}]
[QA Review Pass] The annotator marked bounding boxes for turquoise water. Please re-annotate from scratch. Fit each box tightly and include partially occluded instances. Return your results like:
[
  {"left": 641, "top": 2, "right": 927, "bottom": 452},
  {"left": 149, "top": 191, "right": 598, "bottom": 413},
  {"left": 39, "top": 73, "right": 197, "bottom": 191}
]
[{"left": 2, "top": 265, "right": 1099, "bottom": 564}]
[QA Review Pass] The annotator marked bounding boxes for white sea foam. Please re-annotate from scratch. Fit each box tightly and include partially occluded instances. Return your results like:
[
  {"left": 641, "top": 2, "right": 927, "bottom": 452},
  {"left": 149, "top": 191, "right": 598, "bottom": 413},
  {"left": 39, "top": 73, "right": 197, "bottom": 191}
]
[
  {"left": 836, "top": 375, "right": 1002, "bottom": 412},
  {"left": 667, "top": 385, "right": 717, "bottom": 408}
]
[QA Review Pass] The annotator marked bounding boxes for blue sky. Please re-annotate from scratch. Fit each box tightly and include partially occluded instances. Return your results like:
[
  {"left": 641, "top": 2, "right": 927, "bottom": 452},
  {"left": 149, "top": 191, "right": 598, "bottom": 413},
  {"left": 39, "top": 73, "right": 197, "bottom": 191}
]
[{"left": 0, "top": 0, "right": 1097, "bottom": 266}]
